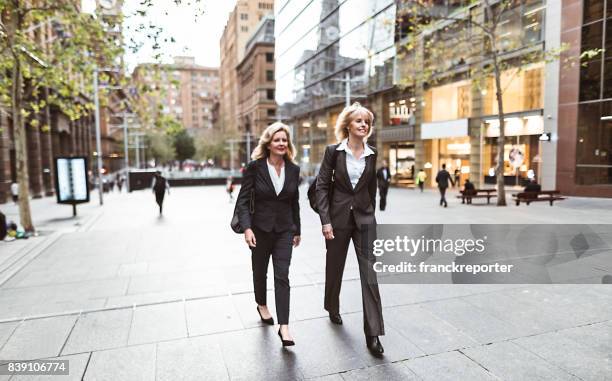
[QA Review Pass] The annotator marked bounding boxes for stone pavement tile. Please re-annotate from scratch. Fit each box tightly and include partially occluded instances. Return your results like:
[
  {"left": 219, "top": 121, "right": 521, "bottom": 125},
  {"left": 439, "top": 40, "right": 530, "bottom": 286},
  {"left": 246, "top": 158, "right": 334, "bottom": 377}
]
[
  {"left": 460, "top": 292, "right": 566, "bottom": 336},
  {"left": 339, "top": 362, "right": 419, "bottom": 380},
  {"left": 104, "top": 290, "right": 186, "bottom": 309},
  {"left": 185, "top": 296, "right": 243, "bottom": 336},
  {"left": 218, "top": 327, "right": 305, "bottom": 381},
  {"left": 289, "top": 284, "right": 327, "bottom": 322},
  {"left": 385, "top": 305, "right": 479, "bottom": 355},
  {"left": 0, "top": 316, "right": 76, "bottom": 361},
  {"left": 9, "top": 353, "right": 90, "bottom": 381},
  {"left": 127, "top": 272, "right": 215, "bottom": 295},
  {"left": 462, "top": 341, "right": 580, "bottom": 381},
  {"left": 230, "top": 291, "right": 277, "bottom": 329},
  {"left": 128, "top": 302, "right": 187, "bottom": 346},
  {"left": 338, "top": 280, "right": 365, "bottom": 314},
  {"left": 24, "top": 300, "right": 106, "bottom": 319},
  {"left": 290, "top": 317, "right": 383, "bottom": 379},
  {"left": 155, "top": 335, "right": 229, "bottom": 381},
  {"left": 306, "top": 374, "right": 343, "bottom": 381},
  {"left": 340, "top": 312, "right": 425, "bottom": 363},
  {"left": 0, "top": 322, "right": 19, "bottom": 349},
  {"left": 558, "top": 321, "right": 612, "bottom": 353},
  {"left": 513, "top": 331, "right": 612, "bottom": 380},
  {"left": 83, "top": 343, "right": 155, "bottom": 381},
  {"left": 419, "top": 298, "right": 526, "bottom": 344},
  {"left": 62, "top": 309, "right": 132, "bottom": 355},
  {"left": 117, "top": 262, "right": 148, "bottom": 277},
  {"left": 402, "top": 351, "right": 496, "bottom": 381}
]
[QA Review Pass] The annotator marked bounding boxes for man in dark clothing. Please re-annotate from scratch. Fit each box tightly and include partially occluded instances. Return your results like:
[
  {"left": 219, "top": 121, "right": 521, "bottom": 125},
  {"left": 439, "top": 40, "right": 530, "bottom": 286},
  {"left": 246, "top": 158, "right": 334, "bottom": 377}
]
[
  {"left": 376, "top": 160, "right": 391, "bottom": 211},
  {"left": 463, "top": 178, "right": 476, "bottom": 204},
  {"left": 524, "top": 179, "right": 541, "bottom": 192},
  {"left": 151, "top": 171, "right": 170, "bottom": 215},
  {"left": 435, "top": 164, "right": 454, "bottom": 207}
]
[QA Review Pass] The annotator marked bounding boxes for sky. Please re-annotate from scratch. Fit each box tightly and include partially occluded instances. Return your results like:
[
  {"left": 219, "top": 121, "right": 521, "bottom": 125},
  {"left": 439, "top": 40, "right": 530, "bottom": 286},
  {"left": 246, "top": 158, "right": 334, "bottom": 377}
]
[{"left": 122, "top": 0, "right": 237, "bottom": 71}]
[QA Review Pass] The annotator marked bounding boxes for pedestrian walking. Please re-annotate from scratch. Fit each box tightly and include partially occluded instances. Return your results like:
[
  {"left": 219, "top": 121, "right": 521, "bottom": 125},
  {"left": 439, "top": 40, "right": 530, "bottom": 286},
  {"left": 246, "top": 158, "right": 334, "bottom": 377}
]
[
  {"left": 435, "top": 164, "right": 454, "bottom": 207},
  {"left": 117, "top": 175, "right": 124, "bottom": 192},
  {"left": 226, "top": 176, "right": 235, "bottom": 202},
  {"left": 151, "top": 171, "right": 170, "bottom": 215},
  {"left": 376, "top": 160, "right": 391, "bottom": 211},
  {"left": 235, "top": 122, "right": 301, "bottom": 347},
  {"left": 10, "top": 182, "right": 18, "bottom": 204},
  {"left": 315, "top": 102, "right": 385, "bottom": 357},
  {"left": 416, "top": 169, "right": 427, "bottom": 193},
  {"left": 454, "top": 169, "right": 461, "bottom": 188}
]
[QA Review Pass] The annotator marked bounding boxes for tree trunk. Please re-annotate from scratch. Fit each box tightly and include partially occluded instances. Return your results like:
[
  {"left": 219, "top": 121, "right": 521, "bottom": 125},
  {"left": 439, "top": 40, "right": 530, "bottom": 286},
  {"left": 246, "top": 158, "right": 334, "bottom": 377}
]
[
  {"left": 12, "top": 55, "right": 36, "bottom": 232},
  {"left": 492, "top": 55, "right": 507, "bottom": 206}
]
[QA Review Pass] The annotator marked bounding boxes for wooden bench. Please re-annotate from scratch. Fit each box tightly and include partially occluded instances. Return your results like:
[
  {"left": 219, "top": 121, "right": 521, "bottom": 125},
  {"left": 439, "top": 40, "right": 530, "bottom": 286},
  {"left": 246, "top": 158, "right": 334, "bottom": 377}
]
[
  {"left": 513, "top": 190, "right": 567, "bottom": 206},
  {"left": 457, "top": 189, "right": 497, "bottom": 204}
]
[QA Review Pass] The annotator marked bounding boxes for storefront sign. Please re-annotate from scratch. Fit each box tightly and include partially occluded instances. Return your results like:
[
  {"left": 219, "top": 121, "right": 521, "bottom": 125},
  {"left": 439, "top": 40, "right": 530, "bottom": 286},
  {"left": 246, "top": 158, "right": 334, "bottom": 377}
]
[
  {"left": 485, "top": 115, "right": 543, "bottom": 137},
  {"left": 421, "top": 119, "right": 469, "bottom": 139}
]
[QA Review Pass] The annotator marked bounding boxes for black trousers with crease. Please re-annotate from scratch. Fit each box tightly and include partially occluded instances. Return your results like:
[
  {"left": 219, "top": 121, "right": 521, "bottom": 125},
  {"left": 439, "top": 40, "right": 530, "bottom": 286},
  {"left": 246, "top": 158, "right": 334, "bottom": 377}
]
[
  {"left": 324, "top": 213, "right": 384, "bottom": 336},
  {"left": 250, "top": 227, "right": 293, "bottom": 325}
]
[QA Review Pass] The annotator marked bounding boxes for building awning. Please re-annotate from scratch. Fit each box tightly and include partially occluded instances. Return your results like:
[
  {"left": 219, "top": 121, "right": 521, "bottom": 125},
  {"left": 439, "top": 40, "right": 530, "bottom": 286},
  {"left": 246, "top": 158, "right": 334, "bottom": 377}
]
[{"left": 421, "top": 118, "right": 468, "bottom": 139}]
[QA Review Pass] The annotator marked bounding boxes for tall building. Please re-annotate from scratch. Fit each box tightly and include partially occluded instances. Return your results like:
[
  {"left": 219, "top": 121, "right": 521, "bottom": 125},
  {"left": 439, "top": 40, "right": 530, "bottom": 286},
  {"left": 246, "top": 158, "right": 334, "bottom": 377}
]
[
  {"left": 275, "top": 0, "right": 397, "bottom": 176},
  {"left": 132, "top": 57, "right": 220, "bottom": 134},
  {"left": 219, "top": 0, "right": 275, "bottom": 135},
  {"left": 557, "top": 0, "right": 612, "bottom": 197},
  {"left": 236, "top": 16, "right": 277, "bottom": 140}
]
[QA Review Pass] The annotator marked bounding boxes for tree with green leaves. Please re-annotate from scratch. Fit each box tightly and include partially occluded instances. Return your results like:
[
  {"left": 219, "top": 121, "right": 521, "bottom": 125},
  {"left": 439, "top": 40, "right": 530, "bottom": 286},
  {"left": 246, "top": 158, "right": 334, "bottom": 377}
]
[
  {"left": 194, "top": 129, "right": 229, "bottom": 166},
  {"left": 397, "top": 0, "right": 596, "bottom": 206},
  {"left": 173, "top": 128, "right": 195, "bottom": 167}
]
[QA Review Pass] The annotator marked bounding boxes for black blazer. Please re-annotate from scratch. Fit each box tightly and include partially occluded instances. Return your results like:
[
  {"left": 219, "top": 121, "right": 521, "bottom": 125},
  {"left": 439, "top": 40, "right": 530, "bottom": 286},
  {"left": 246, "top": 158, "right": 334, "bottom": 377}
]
[
  {"left": 236, "top": 157, "right": 301, "bottom": 235},
  {"left": 316, "top": 144, "right": 377, "bottom": 228}
]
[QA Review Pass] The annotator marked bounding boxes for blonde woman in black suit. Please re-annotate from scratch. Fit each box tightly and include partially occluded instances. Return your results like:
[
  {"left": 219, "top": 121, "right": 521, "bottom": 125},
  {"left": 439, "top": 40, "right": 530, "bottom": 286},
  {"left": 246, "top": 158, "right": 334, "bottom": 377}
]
[
  {"left": 236, "top": 122, "right": 301, "bottom": 347},
  {"left": 315, "top": 102, "right": 385, "bottom": 357}
]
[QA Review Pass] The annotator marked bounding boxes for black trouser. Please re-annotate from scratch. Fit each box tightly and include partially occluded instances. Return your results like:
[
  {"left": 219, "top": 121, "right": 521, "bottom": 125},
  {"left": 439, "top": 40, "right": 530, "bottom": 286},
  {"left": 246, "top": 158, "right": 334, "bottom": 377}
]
[
  {"left": 155, "top": 191, "right": 165, "bottom": 213},
  {"left": 418, "top": 182, "right": 424, "bottom": 192},
  {"left": 251, "top": 227, "right": 293, "bottom": 325},
  {"left": 439, "top": 186, "right": 448, "bottom": 206},
  {"left": 378, "top": 185, "right": 388, "bottom": 211},
  {"left": 324, "top": 214, "right": 385, "bottom": 336}
]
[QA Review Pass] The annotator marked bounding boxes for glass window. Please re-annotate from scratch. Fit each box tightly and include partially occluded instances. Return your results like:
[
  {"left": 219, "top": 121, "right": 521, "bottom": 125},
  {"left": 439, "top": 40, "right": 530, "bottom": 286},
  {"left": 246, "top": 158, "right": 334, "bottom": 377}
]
[
  {"left": 266, "top": 89, "right": 275, "bottom": 100},
  {"left": 266, "top": 52, "right": 274, "bottom": 62},
  {"left": 579, "top": 60, "right": 602, "bottom": 101},
  {"left": 604, "top": 59, "right": 612, "bottom": 99},
  {"left": 575, "top": 101, "right": 612, "bottom": 185},
  {"left": 583, "top": 0, "right": 604, "bottom": 24},
  {"left": 266, "top": 70, "right": 274, "bottom": 81},
  {"left": 581, "top": 21, "right": 603, "bottom": 54}
]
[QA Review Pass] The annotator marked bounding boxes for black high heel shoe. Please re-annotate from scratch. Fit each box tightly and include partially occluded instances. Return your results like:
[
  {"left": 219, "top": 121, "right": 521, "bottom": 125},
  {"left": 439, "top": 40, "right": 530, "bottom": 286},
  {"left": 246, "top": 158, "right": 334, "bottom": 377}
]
[
  {"left": 278, "top": 328, "right": 295, "bottom": 347},
  {"left": 257, "top": 306, "right": 274, "bottom": 325}
]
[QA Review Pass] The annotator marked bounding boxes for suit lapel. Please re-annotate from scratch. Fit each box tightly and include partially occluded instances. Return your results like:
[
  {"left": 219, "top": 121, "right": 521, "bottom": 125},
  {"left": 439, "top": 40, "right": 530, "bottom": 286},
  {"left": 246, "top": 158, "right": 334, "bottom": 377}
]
[
  {"left": 336, "top": 151, "right": 353, "bottom": 192},
  {"left": 354, "top": 154, "right": 374, "bottom": 192},
  {"left": 257, "top": 158, "right": 276, "bottom": 194},
  {"left": 277, "top": 160, "right": 293, "bottom": 196}
]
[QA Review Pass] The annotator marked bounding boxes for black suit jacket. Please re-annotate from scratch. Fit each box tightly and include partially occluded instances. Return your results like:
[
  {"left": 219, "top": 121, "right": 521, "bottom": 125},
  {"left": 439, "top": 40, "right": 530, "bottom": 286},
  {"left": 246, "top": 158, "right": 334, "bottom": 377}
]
[
  {"left": 435, "top": 169, "right": 454, "bottom": 189},
  {"left": 316, "top": 144, "right": 377, "bottom": 228},
  {"left": 236, "top": 157, "right": 301, "bottom": 235},
  {"left": 376, "top": 167, "right": 391, "bottom": 189}
]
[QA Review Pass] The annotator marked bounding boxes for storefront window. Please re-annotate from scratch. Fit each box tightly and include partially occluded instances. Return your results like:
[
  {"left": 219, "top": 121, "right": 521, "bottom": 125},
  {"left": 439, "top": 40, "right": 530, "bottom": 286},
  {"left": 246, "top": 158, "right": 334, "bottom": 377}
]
[
  {"left": 423, "top": 80, "right": 471, "bottom": 122},
  {"left": 484, "top": 135, "right": 541, "bottom": 186},
  {"left": 388, "top": 98, "right": 416, "bottom": 126},
  {"left": 485, "top": 65, "right": 544, "bottom": 115},
  {"left": 576, "top": 101, "right": 612, "bottom": 185},
  {"left": 388, "top": 143, "right": 415, "bottom": 182}
]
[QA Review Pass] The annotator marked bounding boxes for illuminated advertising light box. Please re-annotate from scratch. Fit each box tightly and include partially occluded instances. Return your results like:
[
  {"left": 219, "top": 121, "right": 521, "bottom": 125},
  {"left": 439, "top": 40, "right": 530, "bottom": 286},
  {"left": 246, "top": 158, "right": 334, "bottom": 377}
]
[{"left": 54, "top": 157, "right": 90, "bottom": 204}]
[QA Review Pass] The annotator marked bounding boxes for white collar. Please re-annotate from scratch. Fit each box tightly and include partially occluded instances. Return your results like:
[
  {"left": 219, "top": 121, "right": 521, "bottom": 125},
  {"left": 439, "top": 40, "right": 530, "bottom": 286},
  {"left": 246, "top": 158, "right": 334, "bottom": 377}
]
[{"left": 336, "top": 138, "right": 374, "bottom": 157}]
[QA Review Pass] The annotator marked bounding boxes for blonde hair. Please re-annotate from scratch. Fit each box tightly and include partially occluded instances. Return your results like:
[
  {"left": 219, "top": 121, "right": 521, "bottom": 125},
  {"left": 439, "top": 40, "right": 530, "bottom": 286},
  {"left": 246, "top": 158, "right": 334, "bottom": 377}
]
[
  {"left": 251, "top": 122, "right": 297, "bottom": 161},
  {"left": 334, "top": 102, "right": 374, "bottom": 142}
]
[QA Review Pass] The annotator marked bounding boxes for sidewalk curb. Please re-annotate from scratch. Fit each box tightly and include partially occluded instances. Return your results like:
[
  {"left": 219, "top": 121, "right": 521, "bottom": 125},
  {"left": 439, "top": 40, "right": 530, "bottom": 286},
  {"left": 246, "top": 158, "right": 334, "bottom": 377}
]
[{"left": 0, "top": 231, "right": 63, "bottom": 287}]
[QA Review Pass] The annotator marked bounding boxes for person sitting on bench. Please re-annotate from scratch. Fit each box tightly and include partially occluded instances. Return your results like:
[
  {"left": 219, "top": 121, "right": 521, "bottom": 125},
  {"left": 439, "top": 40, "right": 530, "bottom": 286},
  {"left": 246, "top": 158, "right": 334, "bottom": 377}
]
[
  {"left": 463, "top": 179, "right": 476, "bottom": 204},
  {"left": 524, "top": 179, "right": 541, "bottom": 193}
]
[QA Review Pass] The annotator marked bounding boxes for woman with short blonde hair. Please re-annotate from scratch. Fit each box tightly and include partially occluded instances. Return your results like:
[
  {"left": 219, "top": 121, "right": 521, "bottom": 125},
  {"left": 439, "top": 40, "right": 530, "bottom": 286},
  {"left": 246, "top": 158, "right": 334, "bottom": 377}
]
[
  {"left": 252, "top": 122, "right": 297, "bottom": 161},
  {"left": 315, "top": 102, "right": 385, "bottom": 357},
  {"left": 236, "top": 121, "right": 301, "bottom": 347},
  {"left": 333, "top": 102, "right": 375, "bottom": 142}
]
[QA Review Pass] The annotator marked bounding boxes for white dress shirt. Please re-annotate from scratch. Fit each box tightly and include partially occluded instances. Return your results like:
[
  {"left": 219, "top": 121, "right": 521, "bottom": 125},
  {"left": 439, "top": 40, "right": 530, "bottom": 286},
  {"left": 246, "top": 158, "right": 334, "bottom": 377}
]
[
  {"left": 267, "top": 160, "right": 285, "bottom": 195},
  {"left": 336, "top": 138, "right": 375, "bottom": 189}
]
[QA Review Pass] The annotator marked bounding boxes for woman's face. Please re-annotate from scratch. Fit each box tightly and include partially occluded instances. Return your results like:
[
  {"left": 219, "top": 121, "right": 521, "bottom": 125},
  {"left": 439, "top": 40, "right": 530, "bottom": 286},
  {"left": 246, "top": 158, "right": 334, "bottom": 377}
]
[
  {"left": 347, "top": 110, "right": 371, "bottom": 140},
  {"left": 268, "top": 130, "right": 289, "bottom": 157}
]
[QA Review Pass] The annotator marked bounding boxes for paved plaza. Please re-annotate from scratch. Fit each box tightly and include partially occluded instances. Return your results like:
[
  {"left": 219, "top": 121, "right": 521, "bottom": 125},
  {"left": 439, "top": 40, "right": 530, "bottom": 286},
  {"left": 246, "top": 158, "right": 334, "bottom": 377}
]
[{"left": 0, "top": 185, "right": 611, "bottom": 380}]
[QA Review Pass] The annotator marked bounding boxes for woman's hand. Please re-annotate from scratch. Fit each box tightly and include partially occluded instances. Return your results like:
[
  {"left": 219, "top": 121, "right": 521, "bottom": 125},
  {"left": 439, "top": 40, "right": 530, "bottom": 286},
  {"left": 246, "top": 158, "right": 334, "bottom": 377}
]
[
  {"left": 245, "top": 228, "right": 256, "bottom": 247},
  {"left": 322, "top": 224, "right": 334, "bottom": 240},
  {"left": 293, "top": 235, "right": 301, "bottom": 247}
]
